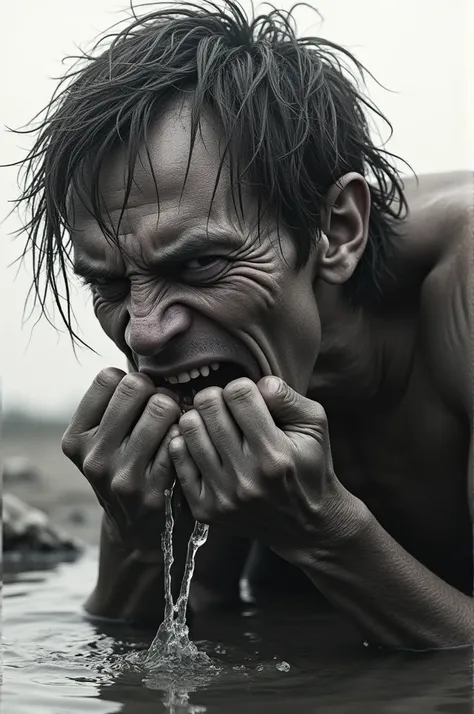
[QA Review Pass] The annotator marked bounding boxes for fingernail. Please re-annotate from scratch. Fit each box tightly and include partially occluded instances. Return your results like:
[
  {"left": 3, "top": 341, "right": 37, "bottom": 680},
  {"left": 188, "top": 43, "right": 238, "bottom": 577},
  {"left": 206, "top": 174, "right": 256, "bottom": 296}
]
[
  {"left": 265, "top": 376, "right": 282, "bottom": 394},
  {"left": 155, "top": 386, "right": 180, "bottom": 405}
]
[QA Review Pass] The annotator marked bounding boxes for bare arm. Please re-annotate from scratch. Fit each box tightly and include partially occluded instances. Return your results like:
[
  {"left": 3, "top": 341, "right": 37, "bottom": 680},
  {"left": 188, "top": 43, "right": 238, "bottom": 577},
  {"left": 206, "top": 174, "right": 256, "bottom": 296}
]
[
  {"left": 62, "top": 368, "right": 188, "bottom": 626},
  {"left": 282, "top": 177, "right": 474, "bottom": 649},
  {"left": 281, "top": 501, "right": 474, "bottom": 649},
  {"left": 85, "top": 501, "right": 198, "bottom": 625},
  {"left": 85, "top": 516, "right": 166, "bottom": 625}
]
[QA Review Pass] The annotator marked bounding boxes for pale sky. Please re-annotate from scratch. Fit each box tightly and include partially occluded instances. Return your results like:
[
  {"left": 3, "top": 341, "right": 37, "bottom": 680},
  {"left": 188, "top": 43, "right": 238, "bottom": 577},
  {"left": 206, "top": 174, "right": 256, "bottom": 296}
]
[{"left": 2, "top": 0, "right": 473, "bottom": 417}]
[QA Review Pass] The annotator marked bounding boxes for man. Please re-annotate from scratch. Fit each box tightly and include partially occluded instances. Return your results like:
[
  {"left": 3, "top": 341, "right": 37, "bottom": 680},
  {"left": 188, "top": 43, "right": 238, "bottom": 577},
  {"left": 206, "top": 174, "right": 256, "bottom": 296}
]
[{"left": 14, "top": 2, "right": 473, "bottom": 649}]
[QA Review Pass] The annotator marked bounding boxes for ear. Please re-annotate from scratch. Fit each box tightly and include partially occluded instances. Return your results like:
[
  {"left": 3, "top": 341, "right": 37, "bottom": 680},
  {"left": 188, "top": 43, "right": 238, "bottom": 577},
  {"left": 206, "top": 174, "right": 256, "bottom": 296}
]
[{"left": 316, "top": 172, "right": 370, "bottom": 285}]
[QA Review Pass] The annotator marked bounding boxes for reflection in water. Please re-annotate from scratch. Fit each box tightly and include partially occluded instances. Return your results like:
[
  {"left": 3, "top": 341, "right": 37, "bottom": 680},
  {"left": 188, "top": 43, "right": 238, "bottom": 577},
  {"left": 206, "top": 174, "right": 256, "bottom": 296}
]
[{"left": 3, "top": 551, "right": 473, "bottom": 714}]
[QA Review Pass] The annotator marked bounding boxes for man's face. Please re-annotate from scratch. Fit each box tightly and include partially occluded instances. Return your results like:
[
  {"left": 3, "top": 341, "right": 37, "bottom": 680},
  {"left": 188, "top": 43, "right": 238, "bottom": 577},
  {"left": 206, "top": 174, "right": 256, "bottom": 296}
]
[{"left": 71, "top": 100, "right": 322, "bottom": 408}]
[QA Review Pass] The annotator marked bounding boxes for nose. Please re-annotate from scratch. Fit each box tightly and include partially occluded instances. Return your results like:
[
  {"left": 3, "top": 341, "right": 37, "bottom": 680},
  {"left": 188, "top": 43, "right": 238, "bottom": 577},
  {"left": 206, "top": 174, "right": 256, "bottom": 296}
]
[{"left": 124, "top": 304, "right": 192, "bottom": 357}]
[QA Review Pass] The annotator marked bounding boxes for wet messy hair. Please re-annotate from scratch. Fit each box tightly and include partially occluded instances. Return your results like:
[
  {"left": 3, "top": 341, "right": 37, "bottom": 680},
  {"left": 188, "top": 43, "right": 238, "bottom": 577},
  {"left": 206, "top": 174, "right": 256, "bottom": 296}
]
[{"left": 11, "top": 0, "right": 409, "bottom": 347}]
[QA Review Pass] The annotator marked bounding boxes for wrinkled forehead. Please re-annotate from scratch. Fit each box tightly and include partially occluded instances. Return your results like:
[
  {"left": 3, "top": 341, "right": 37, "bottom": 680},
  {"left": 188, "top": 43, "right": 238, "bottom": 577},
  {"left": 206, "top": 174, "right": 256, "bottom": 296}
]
[{"left": 68, "top": 99, "right": 255, "bottom": 233}]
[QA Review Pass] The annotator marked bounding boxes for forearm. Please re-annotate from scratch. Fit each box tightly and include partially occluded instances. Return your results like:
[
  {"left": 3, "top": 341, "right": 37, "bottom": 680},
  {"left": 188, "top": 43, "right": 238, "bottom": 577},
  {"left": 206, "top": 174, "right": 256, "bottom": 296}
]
[
  {"left": 282, "top": 499, "right": 474, "bottom": 650},
  {"left": 85, "top": 516, "right": 167, "bottom": 626},
  {"left": 190, "top": 528, "right": 252, "bottom": 611}
]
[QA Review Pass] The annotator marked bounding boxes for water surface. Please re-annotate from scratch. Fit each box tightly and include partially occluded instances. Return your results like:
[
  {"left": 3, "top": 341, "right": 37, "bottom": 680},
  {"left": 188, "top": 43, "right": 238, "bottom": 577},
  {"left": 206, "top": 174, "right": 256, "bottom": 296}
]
[{"left": 3, "top": 550, "right": 472, "bottom": 713}]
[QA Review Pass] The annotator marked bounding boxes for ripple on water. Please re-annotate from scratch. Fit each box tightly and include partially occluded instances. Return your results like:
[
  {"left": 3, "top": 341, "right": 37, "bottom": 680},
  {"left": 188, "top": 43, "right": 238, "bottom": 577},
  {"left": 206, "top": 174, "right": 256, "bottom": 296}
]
[{"left": 3, "top": 550, "right": 473, "bottom": 714}]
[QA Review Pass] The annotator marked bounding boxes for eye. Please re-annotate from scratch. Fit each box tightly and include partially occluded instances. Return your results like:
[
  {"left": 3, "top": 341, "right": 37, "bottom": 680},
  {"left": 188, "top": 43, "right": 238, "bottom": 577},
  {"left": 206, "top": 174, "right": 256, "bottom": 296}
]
[
  {"left": 87, "top": 278, "right": 130, "bottom": 301},
  {"left": 182, "top": 256, "right": 221, "bottom": 270}
]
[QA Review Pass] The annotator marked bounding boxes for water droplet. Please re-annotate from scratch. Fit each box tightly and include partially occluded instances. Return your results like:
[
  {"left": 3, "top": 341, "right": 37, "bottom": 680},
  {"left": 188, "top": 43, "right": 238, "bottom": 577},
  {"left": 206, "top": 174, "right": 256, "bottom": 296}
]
[{"left": 276, "top": 661, "right": 291, "bottom": 672}]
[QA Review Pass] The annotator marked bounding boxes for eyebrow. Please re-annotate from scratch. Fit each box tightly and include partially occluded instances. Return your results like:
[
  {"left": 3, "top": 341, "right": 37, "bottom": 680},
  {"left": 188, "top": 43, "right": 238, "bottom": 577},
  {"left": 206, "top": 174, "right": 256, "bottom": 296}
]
[
  {"left": 73, "top": 231, "right": 243, "bottom": 280},
  {"left": 73, "top": 258, "right": 122, "bottom": 282}
]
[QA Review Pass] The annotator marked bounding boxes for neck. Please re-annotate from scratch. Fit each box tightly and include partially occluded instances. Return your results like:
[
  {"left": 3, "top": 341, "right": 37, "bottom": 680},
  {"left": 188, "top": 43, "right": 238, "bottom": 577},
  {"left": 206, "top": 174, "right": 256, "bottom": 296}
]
[{"left": 308, "top": 284, "right": 416, "bottom": 414}]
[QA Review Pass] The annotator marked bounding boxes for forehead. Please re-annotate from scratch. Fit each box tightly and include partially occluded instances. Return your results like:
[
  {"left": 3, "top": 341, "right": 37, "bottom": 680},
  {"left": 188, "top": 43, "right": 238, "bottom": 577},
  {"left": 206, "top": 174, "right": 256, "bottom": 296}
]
[{"left": 70, "top": 99, "right": 247, "bottom": 239}]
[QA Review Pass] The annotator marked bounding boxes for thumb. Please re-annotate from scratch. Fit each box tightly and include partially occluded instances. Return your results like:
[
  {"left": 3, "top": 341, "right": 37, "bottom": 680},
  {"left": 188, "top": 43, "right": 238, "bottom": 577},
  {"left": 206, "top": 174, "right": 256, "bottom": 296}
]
[{"left": 257, "top": 376, "right": 325, "bottom": 432}]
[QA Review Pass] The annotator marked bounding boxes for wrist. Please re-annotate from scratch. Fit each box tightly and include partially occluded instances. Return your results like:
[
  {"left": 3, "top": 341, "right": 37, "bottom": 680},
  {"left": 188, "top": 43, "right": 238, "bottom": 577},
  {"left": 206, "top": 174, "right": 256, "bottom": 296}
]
[
  {"left": 101, "top": 513, "right": 164, "bottom": 565},
  {"left": 273, "top": 486, "right": 373, "bottom": 567}
]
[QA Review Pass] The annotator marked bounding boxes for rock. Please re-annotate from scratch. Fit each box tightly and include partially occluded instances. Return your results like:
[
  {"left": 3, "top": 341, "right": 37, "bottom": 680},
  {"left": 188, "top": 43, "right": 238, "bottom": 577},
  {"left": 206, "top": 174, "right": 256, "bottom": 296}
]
[{"left": 3, "top": 493, "right": 83, "bottom": 557}]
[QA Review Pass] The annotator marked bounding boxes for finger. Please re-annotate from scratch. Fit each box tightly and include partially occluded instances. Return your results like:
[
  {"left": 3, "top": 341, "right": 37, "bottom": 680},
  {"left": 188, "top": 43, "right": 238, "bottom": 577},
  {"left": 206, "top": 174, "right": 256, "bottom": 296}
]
[
  {"left": 257, "top": 376, "right": 326, "bottom": 433},
  {"left": 95, "top": 372, "right": 156, "bottom": 449},
  {"left": 110, "top": 395, "right": 180, "bottom": 517},
  {"left": 178, "top": 408, "right": 222, "bottom": 477},
  {"left": 223, "top": 378, "right": 281, "bottom": 455},
  {"left": 169, "top": 435, "right": 204, "bottom": 515},
  {"left": 67, "top": 367, "right": 126, "bottom": 434},
  {"left": 110, "top": 421, "right": 182, "bottom": 547},
  {"left": 193, "top": 387, "right": 243, "bottom": 467},
  {"left": 122, "top": 393, "right": 181, "bottom": 474},
  {"left": 142, "top": 423, "right": 181, "bottom": 508}
]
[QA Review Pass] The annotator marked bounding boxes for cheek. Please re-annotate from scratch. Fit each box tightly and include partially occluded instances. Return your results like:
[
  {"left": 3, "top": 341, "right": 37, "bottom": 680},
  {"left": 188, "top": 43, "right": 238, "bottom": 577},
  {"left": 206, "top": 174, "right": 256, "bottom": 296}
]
[
  {"left": 294, "top": 286, "right": 320, "bottom": 345},
  {"left": 93, "top": 295, "right": 129, "bottom": 349},
  {"left": 222, "top": 261, "right": 285, "bottom": 317},
  {"left": 288, "top": 293, "right": 320, "bottom": 358},
  {"left": 273, "top": 277, "right": 321, "bottom": 391}
]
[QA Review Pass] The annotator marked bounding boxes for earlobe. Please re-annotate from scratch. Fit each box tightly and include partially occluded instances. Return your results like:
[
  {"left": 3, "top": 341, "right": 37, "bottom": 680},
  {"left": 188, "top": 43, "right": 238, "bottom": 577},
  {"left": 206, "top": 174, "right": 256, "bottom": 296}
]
[{"left": 317, "top": 172, "right": 370, "bottom": 285}]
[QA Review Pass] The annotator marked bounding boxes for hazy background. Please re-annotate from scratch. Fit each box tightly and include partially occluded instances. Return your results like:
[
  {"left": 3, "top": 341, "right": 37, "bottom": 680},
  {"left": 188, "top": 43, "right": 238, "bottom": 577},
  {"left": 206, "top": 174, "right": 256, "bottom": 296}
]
[{"left": 2, "top": 0, "right": 473, "bottom": 419}]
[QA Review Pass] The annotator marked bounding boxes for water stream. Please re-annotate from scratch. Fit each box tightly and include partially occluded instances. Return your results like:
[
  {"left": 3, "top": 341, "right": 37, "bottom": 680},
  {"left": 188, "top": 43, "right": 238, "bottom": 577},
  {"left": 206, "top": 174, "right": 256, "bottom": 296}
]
[
  {"left": 144, "top": 485, "right": 211, "bottom": 672},
  {"left": 4, "top": 549, "right": 472, "bottom": 714},
  {"left": 4, "top": 486, "right": 473, "bottom": 713}
]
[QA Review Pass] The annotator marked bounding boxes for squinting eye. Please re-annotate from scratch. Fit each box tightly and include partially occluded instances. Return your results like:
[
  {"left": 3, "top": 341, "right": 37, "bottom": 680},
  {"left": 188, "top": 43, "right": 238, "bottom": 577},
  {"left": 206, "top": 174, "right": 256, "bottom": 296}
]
[
  {"left": 183, "top": 256, "right": 221, "bottom": 270},
  {"left": 91, "top": 279, "right": 130, "bottom": 300}
]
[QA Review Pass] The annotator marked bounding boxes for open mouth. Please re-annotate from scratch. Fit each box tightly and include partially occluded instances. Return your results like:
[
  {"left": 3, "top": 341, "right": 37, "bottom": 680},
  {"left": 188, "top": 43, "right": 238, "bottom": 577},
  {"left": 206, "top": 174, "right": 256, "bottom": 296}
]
[{"left": 155, "top": 361, "right": 251, "bottom": 412}]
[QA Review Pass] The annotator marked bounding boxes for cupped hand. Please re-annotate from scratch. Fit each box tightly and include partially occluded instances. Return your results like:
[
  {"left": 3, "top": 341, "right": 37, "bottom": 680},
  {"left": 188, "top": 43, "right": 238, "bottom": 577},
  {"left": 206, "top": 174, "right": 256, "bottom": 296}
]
[
  {"left": 169, "top": 376, "right": 365, "bottom": 554},
  {"left": 62, "top": 367, "right": 191, "bottom": 560}
]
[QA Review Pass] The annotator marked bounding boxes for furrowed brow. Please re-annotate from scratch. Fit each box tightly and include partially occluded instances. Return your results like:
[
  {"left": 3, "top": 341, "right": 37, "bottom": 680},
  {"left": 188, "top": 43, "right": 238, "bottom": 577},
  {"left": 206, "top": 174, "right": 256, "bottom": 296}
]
[
  {"left": 72, "top": 231, "right": 243, "bottom": 280},
  {"left": 72, "top": 257, "right": 122, "bottom": 282},
  {"left": 153, "top": 232, "right": 242, "bottom": 264}
]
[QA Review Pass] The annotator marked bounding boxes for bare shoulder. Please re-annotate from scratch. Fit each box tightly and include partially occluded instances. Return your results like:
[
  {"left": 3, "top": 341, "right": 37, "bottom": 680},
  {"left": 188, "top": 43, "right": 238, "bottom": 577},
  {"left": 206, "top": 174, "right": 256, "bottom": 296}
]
[
  {"left": 408, "top": 171, "right": 473, "bottom": 420},
  {"left": 398, "top": 170, "right": 473, "bottom": 267}
]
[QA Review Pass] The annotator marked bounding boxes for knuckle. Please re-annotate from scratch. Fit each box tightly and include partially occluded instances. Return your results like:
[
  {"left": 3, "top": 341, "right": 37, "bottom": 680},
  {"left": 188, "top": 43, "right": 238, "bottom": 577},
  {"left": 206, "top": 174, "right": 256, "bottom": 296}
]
[
  {"left": 110, "top": 471, "right": 138, "bottom": 498},
  {"left": 224, "top": 377, "right": 255, "bottom": 402},
  {"left": 193, "top": 387, "right": 222, "bottom": 410},
  {"left": 236, "top": 483, "right": 262, "bottom": 504},
  {"left": 147, "top": 394, "right": 180, "bottom": 420},
  {"left": 313, "top": 401, "right": 328, "bottom": 424},
  {"left": 179, "top": 410, "right": 201, "bottom": 434},
  {"left": 274, "top": 382, "right": 298, "bottom": 408},
  {"left": 61, "top": 430, "right": 80, "bottom": 459},
  {"left": 94, "top": 367, "right": 125, "bottom": 390},
  {"left": 215, "top": 493, "right": 237, "bottom": 515},
  {"left": 82, "top": 451, "right": 109, "bottom": 481},
  {"left": 118, "top": 373, "right": 150, "bottom": 397},
  {"left": 310, "top": 403, "right": 329, "bottom": 442},
  {"left": 262, "top": 451, "right": 293, "bottom": 478}
]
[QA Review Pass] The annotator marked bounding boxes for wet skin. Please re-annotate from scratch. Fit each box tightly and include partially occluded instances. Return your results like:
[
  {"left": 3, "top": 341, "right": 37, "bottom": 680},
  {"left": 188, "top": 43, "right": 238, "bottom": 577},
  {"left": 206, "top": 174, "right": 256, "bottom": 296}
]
[{"left": 63, "top": 99, "right": 473, "bottom": 648}]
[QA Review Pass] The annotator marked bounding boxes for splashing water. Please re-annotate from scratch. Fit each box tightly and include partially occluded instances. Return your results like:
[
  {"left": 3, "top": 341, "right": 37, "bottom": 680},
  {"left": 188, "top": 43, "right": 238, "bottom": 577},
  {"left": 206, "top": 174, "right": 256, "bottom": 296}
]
[{"left": 144, "top": 484, "right": 211, "bottom": 673}]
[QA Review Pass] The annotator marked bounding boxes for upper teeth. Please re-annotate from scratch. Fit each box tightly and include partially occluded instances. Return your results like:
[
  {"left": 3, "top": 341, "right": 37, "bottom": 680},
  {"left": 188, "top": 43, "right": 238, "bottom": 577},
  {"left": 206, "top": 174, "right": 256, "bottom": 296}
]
[{"left": 165, "top": 362, "right": 220, "bottom": 384}]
